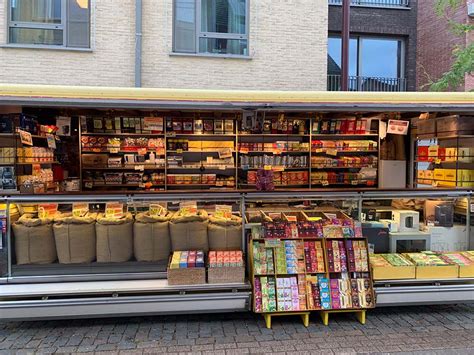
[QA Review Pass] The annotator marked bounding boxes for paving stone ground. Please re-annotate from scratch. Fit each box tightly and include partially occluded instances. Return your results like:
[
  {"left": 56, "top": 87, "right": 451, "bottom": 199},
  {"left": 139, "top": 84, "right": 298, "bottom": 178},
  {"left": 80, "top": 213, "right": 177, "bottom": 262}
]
[{"left": 0, "top": 303, "right": 473, "bottom": 354}]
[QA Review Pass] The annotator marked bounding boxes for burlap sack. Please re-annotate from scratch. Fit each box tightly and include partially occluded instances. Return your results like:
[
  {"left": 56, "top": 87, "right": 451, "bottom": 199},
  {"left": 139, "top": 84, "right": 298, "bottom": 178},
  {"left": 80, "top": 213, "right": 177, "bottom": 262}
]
[
  {"left": 53, "top": 213, "right": 97, "bottom": 264},
  {"left": 96, "top": 213, "right": 133, "bottom": 263},
  {"left": 208, "top": 215, "right": 242, "bottom": 251},
  {"left": 170, "top": 210, "right": 209, "bottom": 252},
  {"left": 133, "top": 212, "right": 171, "bottom": 262},
  {"left": 12, "top": 214, "right": 56, "bottom": 265}
]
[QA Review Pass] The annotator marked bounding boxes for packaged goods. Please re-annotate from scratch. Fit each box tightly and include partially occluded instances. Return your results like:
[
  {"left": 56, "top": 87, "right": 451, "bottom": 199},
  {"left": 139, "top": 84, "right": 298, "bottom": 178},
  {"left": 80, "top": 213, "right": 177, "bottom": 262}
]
[
  {"left": 133, "top": 212, "right": 171, "bottom": 262},
  {"left": 170, "top": 209, "right": 209, "bottom": 252},
  {"left": 13, "top": 214, "right": 57, "bottom": 265},
  {"left": 208, "top": 214, "right": 242, "bottom": 251},
  {"left": 53, "top": 212, "right": 97, "bottom": 264},
  {"left": 208, "top": 251, "right": 245, "bottom": 283},
  {"left": 96, "top": 213, "right": 134, "bottom": 263}
]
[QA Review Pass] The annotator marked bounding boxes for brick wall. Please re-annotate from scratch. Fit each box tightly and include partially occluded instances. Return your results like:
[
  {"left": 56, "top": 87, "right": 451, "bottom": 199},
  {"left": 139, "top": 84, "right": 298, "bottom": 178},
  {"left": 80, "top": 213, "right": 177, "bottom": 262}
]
[
  {"left": 328, "top": 2, "right": 418, "bottom": 91},
  {"left": 0, "top": 0, "right": 328, "bottom": 91},
  {"left": 417, "top": 0, "right": 473, "bottom": 91}
]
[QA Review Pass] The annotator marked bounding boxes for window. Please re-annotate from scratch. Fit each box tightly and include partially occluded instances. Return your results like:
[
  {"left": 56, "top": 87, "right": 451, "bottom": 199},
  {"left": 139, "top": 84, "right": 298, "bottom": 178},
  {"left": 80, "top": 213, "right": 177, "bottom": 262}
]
[
  {"left": 173, "top": 0, "right": 249, "bottom": 56},
  {"left": 328, "top": 35, "right": 405, "bottom": 91},
  {"left": 8, "top": 0, "right": 90, "bottom": 48}
]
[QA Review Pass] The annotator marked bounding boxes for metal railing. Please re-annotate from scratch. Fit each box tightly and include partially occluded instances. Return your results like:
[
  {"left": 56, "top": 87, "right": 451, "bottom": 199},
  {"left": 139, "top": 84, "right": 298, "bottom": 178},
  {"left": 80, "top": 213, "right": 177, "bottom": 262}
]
[
  {"left": 327, "top": 75, "right": 407, "bottom": 92},
  {"left": 329, "top": 0, "right": 410, "bottom": 7}
]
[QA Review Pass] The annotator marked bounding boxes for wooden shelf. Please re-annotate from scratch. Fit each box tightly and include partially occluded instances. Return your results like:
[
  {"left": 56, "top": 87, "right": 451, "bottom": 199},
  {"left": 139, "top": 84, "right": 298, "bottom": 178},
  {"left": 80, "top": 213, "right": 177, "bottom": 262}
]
[
  {"left": 239, "top": 151, "right": 309, "bottom": 154},
  {"left": 238, "top": 133, "right": 309, "bottom": 137},
  {"left": 312, "top": 133, "right": 378, "bottom": 137},
  {"left": 311, "top": 166, "right": 376, "bottom": 170},
  {"left": 82, "top": 132, "right": 164, "bottom": 136},
  {"left": 167, "top": 150, "right": 235, "bottom": 154},
  {"left": 167, "top": 166, "right": 235, "bottom": 170},
  {"left": 82, "top": 150, "right": 165, "bottom": 154},
  {"left": 83, "top": 166, "right": 165, "bottom": 170},
  {"left": 240, "top": 167, "right": 308, "bottom": 170},
  {"left": 167, "top": 133, "right": 235, "bottom": 137}
]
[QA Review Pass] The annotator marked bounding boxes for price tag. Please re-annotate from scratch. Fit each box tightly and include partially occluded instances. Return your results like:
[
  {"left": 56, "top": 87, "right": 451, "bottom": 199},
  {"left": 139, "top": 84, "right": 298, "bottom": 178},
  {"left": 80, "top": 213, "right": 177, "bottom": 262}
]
[
  {"left": 435, "top": 159, "right": 441, "bottom": 164},
  {"left": 176, "top": 149, "right": 183, "bottom": 154},
  {"left": 73, "top": 203, "right": 89, "bottom": 217},
  {"left": 322, "top": 180, "right": 329, "bottom": 186},
  {"left": 286, "top": 216, "right": 297, "bottom": 222},
  {"left": 105, "top": 202, "right": 124, "bottom": 218},
  {"left": 179, "top": 200, "right": 197, "bottom": 214},
  {"left": 290, "top": 224, "right": 299, "bottom": 238},
  {"left": 138, "top": 148, "right": 147, "bottom": 155},
  {"left": 264, "top": 165, "right": 272, "bottom": 171},
  {"left": 167, "top": 132, "right": 176, "bottom": 137},
  {"left": 219, "top": 166, "right": 226, "bottom": 170},
  {"left": 109, "top": 148, "right": 120, "bottom": 153},
  {"left": 149, "top": 204, "right": 164, "bottom": 216},
  {"left": 273, "top": 149, "right": 281, "bottom": 155},
  {"left": 470, "top": 203, "right": 474, "bottom": 213},
  {"left": 315, "top": 148, "right": 323, "bottom": 153},
  {"left": 240, "top": 148, "right": 249, "bottom": 154},
  {"left": 139, "top": 183, "right": 146, "bottom": 188},
  {"left": 215, "top": 205, "right": 232, "bottom": 219},
  {"left": 85, "top": 182, "right": 93, "bottom": 189},
  {"left": 351, "top": 180, "right": 359, "bottom": 185},
  {"left": 38, "top": 204, "right": 58, "bottom": 219},
  {"left": 264, "top": 239, "right": 282, "bottom": 248},
  {"left": 432, "top": 181, "right": 439, "bottom": 187},
  {"left": 272, "top": 166, "right": 285, "bottom": 172},
  {"left": 219, "top": 148, "right": 233, "bottom": 159},
  {"left": 134, "top": 165, "right": 145, "bottom": 171},
  {"left": 326, "top": 149, "right": 338, "bottom": 156},
  {"left": 46, "top": 134, "right": 56, "bottom": 149},
  {"left": 19, "top": 130, "right": 33, "bottom": 146}
]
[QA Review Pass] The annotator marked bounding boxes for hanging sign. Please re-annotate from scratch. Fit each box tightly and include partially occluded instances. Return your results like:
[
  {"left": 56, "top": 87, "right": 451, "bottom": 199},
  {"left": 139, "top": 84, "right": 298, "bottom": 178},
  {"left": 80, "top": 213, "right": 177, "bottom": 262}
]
[
  {"left": 46, "top": 134, "right": 56, "bottom": 149},
  {"left": 19, "top": 130, "right": 33, "bottom": 146},
  {"left": 387, "top": 119, "right": 409, "bottom": 135}
]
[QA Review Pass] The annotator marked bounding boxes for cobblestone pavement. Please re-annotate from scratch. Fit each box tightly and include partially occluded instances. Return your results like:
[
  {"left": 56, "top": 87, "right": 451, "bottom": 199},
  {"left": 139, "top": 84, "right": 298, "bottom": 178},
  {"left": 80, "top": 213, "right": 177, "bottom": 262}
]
[{"left": 0, "top": 304, "right": 473, "bottom": 354}]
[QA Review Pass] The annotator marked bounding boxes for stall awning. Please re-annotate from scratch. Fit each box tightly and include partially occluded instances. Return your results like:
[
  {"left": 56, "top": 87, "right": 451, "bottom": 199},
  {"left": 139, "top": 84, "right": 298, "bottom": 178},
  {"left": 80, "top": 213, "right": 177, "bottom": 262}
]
[{"left": 0, "top": 84, "right": 473, "bottom": 111}]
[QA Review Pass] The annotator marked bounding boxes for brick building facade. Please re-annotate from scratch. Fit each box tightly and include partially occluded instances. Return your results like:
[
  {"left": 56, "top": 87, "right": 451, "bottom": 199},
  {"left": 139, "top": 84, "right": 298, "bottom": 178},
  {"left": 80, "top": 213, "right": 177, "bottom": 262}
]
[
  {"left": 417, "top": 0, "right": 474, "bottom": 91},
  {"left": 0, "top": 0, "right": 328, "bottom": 91},
  {"left": 328, "top": 1, "right": 418, "bottom": 92}
]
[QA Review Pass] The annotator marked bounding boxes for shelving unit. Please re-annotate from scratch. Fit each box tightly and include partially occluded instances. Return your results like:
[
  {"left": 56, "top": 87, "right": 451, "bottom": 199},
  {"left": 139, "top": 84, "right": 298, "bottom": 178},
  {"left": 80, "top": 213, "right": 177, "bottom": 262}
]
[
  {"left": 78, "top": 114, "right": 381, "bottom": 192},
  {"left": 248, "top": 214, "right": 375, "bottom": 328},
  {"left": 413, "top": 116, "right": 474, "bottom": 189}
]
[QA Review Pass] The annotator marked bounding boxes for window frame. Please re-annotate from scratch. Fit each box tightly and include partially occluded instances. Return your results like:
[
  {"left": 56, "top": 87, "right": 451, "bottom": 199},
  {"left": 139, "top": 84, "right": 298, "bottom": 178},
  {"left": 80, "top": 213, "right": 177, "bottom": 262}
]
[
  {"left": 7, "top": 0, "right": 91, "bottom": 49},
  {"left": 328, "top": 33, "right": 406, "bottom": 80},
  {"left": 172, "top": 0, "right": 250, "bottom": 58}
]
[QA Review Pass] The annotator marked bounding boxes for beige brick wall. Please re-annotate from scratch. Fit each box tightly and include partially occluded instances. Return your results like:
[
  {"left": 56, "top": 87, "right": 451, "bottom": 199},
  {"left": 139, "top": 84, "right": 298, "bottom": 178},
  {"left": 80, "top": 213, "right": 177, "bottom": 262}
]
[{"left": 0, "top": 0, "right": 328, "bottom": 91}]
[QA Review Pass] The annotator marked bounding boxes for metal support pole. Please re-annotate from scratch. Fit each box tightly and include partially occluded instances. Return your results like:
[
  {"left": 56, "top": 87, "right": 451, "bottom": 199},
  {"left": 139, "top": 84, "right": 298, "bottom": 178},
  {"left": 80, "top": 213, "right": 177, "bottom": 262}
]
[
  {"left": 135, "top": 0, "right": 143, "bottom": 88},
  {"left": 341, "top": 0, "right": 351, "bottom": 91}
]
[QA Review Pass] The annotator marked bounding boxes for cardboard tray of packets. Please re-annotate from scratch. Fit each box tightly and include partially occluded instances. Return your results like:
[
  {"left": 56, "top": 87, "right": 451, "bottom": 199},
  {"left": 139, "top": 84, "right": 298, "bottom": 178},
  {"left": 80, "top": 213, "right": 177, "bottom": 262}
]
[
  {"left": 208, "top": 251, "right": 245, "bottom": 284},
  {"left": 403, "top": 252, "right": 459, "bottom": 279},
  {"left": 168, "top": 251, "right": 206, "bottom": 285},
  {"left": 439, "top": 251, "right": 474, "bottom": 278},
  {"left": 370, "top": 254, "right": 416, "bottom": 280}
]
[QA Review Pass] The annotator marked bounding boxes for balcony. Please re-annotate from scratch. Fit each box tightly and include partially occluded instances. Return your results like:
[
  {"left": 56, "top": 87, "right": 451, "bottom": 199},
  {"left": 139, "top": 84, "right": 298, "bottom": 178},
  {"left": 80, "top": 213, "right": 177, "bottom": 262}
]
[
  {"left": 327, "top": 75, "right": 407, "bottom": 92},
  {"left": 328, "top": 0, "right": 410, "bottom": 7}
]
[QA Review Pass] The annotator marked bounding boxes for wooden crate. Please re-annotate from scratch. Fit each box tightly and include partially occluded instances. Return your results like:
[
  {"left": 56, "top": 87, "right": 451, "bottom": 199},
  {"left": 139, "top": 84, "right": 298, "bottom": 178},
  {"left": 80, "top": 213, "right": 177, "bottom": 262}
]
[
  {"left": 167, "top": 267, "right": 206, "bottom": 285},
  {"left": 208, "top": 266, "right": 245, "bottom": 284}
]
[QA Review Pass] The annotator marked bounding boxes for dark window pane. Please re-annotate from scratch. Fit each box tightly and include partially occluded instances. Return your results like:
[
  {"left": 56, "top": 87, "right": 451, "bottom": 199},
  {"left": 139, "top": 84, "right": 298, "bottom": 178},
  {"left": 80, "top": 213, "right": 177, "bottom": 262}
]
[
  {"left": 9, "top": 27, "right": 63, "bottom": 45},
  {"left": 67, "top": 0, "right": 90, "bottom": 48},
  {"left": 174, "top": 0, "right": 196, "bottom": 52},
  {"left": 327, "top": 36, "right": 358, "bottom": 76},
  {"left": 360, "top": 38, "right": 400, "bottom": 78},
  {"left": 199, "top": 38, "right": 247, "bottom": 55},
  {"left": 11, "top": 0, "right": 61, "bottom": 24},
  {"left": 201, "top": 0, "right": 246, "bottom": 34}
]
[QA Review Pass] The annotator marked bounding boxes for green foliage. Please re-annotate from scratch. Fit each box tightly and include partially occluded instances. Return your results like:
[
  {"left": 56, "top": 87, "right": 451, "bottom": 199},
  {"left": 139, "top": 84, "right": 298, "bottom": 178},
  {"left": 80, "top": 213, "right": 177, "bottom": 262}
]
[{"left": 429, "top": 0, "right": 473, "bottom": 91}]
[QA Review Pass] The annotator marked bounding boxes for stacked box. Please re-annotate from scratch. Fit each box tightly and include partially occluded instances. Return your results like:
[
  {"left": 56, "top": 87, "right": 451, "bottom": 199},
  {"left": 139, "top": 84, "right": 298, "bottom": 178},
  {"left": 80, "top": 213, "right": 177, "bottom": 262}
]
[
  {"left": 260, "top": 276, "right": 277, "bottom": 312},
  {"left": 254, "top": 277, "right": 263, "bottom": 312},
  {"left": 346, "top": 240, "right": 369, "bottom": 272},
  {"left": 318, "top": 277, "right": 331, "bottom": 309},
  {"left": 297, "top": 275, "right": 308, "bottom": 310},
  {"left": 306, "top": 275, "right": 321, "bottom": 310},
  {"left": 275, "top": 245, "right": 287, "bottom": 275},
  {"left": 304, "top": 240, "right": 325, "bottom": 273},
  {"left": 208, "top": 251, "right": 244, "bottom": 267},
  {"left": 253, "top": 242, "right": 274, "bottom": 275},
  {"left": 350, "top": 279, "right": 361, "bottom": 308},
  {"left": 330, "top": 279, "right": 341, "bottom": 309},
  {"left": 275, "top": 277, "right": 300, "bottom": 311},
  {"left": 169, "top": 251, "right": 205, "bottom": 269},
  {"left": 356, "top": 278, "right": 374, "bottom": 308},
  {"left": 326, "top": 240, "right": 348, "bottom": 273},
  {"left": 338, "top": 278, "right": 352, "bottom": 309},
  {"left": 297, "top": 221, "right": 323, "bottom": 238}
]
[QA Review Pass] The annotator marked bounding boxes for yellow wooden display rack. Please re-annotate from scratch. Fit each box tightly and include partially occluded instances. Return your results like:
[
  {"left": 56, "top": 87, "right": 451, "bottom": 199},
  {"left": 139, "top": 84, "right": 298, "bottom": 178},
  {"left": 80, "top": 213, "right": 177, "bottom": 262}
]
[{"left": 249, "top": 214, "right": 375, "bottom": 329}]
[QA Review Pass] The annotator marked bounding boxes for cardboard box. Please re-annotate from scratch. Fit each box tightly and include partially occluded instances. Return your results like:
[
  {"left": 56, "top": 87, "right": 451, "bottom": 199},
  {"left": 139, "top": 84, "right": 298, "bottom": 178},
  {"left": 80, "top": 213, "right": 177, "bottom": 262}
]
[
  {"left": 392, "top": 210, "right": 420, "bottom": 233},
  {"left": 371, "top": 264, "right": 416, "bottom": 280},
  {"left": 167, "top": 267, "right": 206, "bottom": 285},
  {"left": 82, "top": 154, "right": 108, "bottom": 167},
  {"left": 428, "top": 225, "right": 469, "bottom": 252},
  {"left": 208, "top": 266, "right": 245, "bottom": 284},
  {"left": 416, "top": 118, "right": 436, "bottom": 138},
  {"left": 437, "top": 115, "right": 474, "bottom": 137},
  {"left": 415, "top": 265, "right": 459, "bottom": 279}
]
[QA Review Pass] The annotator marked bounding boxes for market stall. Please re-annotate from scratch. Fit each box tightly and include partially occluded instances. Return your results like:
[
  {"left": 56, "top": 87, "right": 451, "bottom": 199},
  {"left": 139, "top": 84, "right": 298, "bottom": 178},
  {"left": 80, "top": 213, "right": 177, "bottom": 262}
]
[{"left": 0, "top": 84, "right": 473, "bottom": 323}]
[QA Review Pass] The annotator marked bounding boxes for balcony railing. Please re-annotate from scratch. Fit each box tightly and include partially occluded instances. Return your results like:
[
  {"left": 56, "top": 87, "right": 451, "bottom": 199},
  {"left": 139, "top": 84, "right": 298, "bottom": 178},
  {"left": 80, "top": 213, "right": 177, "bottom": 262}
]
[
  {"left": 327, "top": 75, "right": 407, "bottom": 92},
  {"left": 329, "top": 0, "right": 410, "bottom": 7}
]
